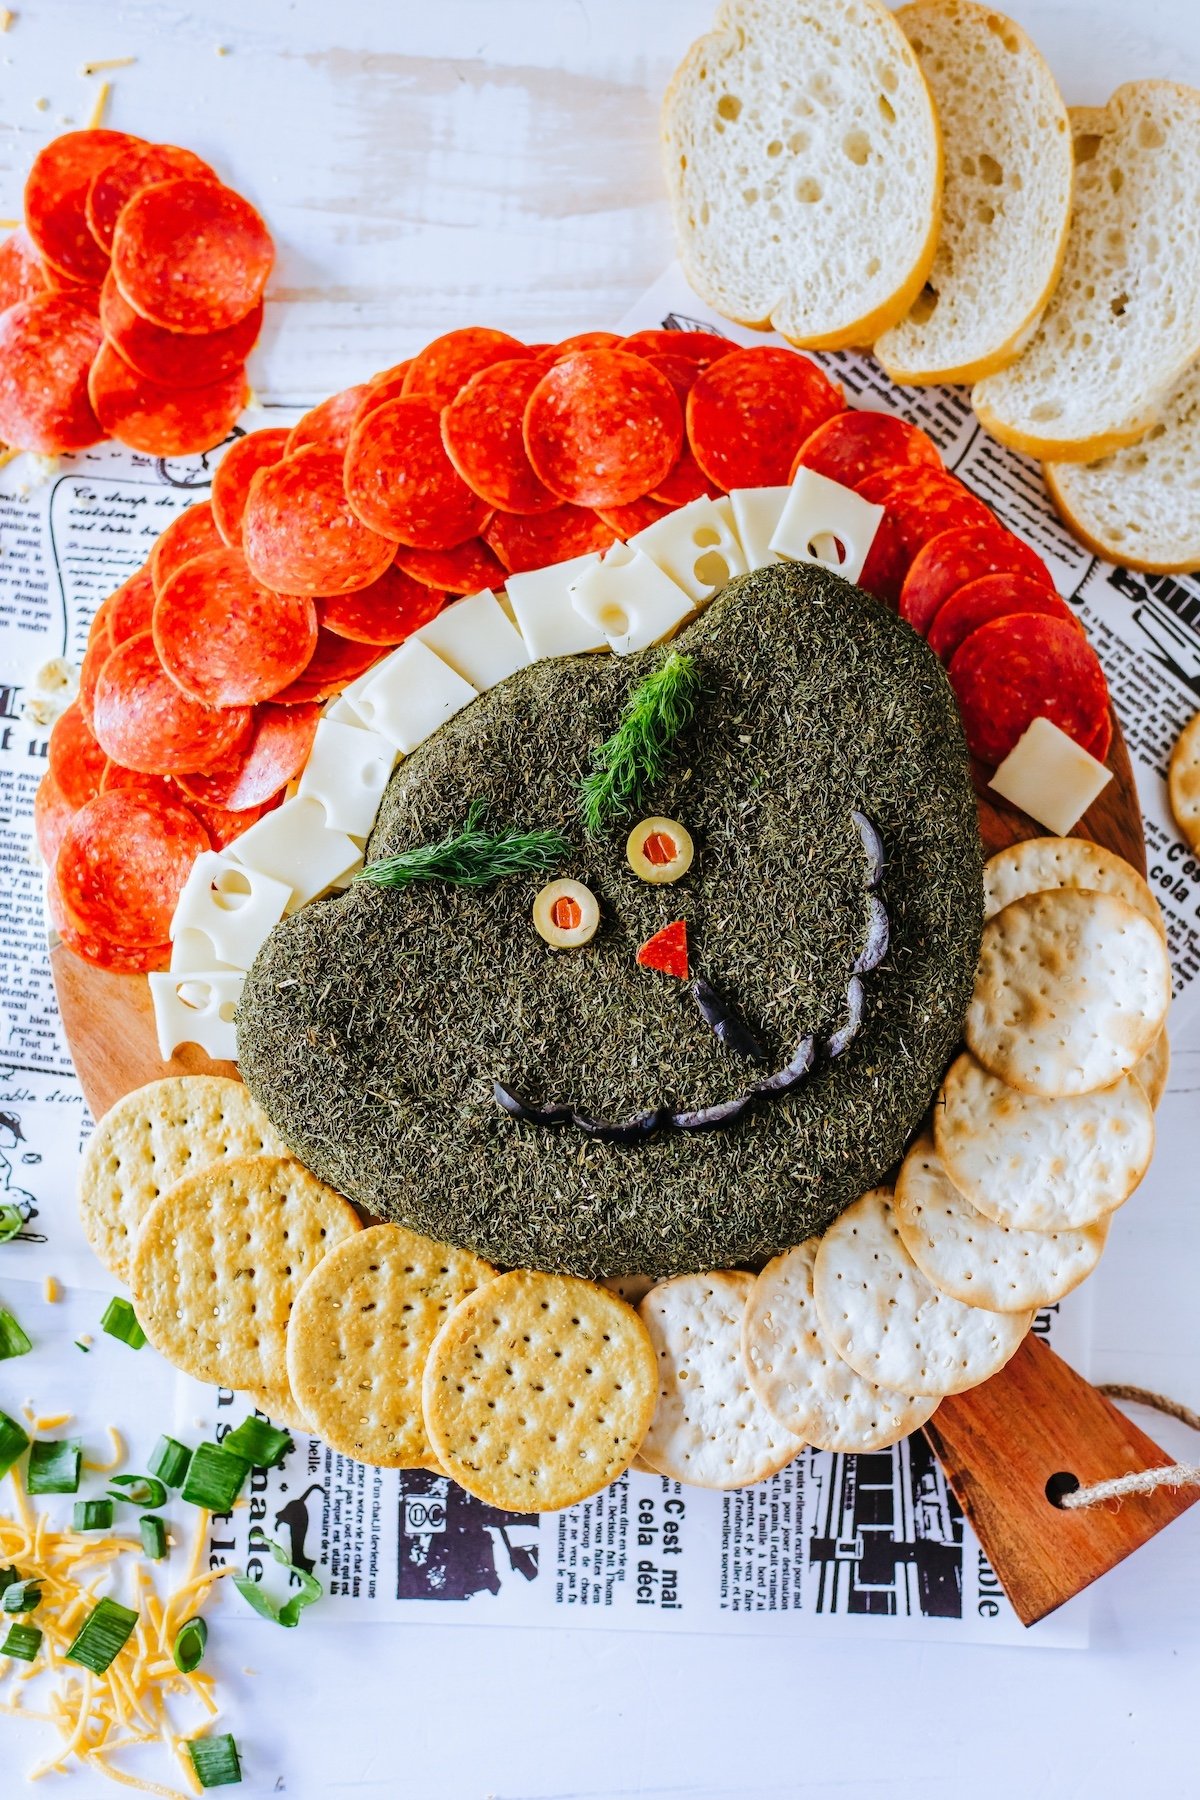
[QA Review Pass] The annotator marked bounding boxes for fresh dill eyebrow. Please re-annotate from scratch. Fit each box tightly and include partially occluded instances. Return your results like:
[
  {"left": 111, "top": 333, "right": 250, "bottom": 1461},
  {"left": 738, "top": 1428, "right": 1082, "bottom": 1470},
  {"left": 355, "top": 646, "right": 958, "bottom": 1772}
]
[
  {"left": 580, "top": 650, "right": 701, "bottom": 834},
  {"left": 355, "top": 800, "right": 570, "bottom": 890}
]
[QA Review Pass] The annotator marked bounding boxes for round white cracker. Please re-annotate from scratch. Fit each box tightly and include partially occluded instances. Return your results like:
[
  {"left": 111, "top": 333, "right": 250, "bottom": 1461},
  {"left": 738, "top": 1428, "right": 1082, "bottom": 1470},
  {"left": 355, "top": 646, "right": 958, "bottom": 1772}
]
[
  {"left": 983, "top": 836, "right": 1165, "bottom": 936},
  {"left": 935, "top": 1051, "right": 1155, "bottom": 1230},
  {"left": 812, "top": 1187, "right": 1031, "bottom": 1398},
  {"left": 894, "top": 1131, "right": 1108, "bottom": 1313},
  {"left": 965, "top": 889, "right": 1171, "bottom": 1096},
  {"left": 1169, "top": 710, "right": 1200, "bottom": 852},
  {"left": 638, "top": 1273, "right": 803, "bottom": 1488},
  {"left": 742, "top": 1241, "right": 937, "bottom": 1453},
  {"left": 1135, "top": 1028, "right": 1170, "bottom": 1110}
]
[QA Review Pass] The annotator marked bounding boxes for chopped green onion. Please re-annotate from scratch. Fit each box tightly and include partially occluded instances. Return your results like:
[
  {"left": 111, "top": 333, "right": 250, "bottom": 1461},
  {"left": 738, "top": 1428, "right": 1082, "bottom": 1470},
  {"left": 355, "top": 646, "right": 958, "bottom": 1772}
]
[
  {"left": 2, "top": 1577, "right": 42, "bottom": 1614},
  {"left": 223, "top": 1416, "right": 292, "bottom": 1469},
  {"left": 0, "top": 1204, "right": 22, "bottom": 1243},
  {"left": 185, "top": 1732, "right": 242, "bottom": 1788},
  {"left": 109, "top": 1473, "right": 167, "bottom": 1509},
  {"left": 100, "top": 1295, "right": 146, "bottom": 1349},
  {"left": 73, "top": 1498, "right": 114, "bottom": 1532},
  {"left": 232, "top": 1537, "right": 322, "bottom": 1628},
  {"left": 149, "top": 1435, "right": 192, "bottom": 1488},
  {"left": 2, "top": 1622, "right": 42, "bottom": 1662},
  {"left": 65, "top": 1596, "right": 138, "bottom": 1673},
  {"left": 180, "top": 1442, "right": 249, "bottom": 1513},
  {"left": 140, "top": 1514, "right": 168, "bottom": 1560},
  {"left": 27, "top": 1437, "right": 81, "bottom": 1495},
  {"left": 0, "top": 1307, "right": 31, "bottom": 1360},
  {"left": 0, "top": 1566, "right": 19, "bottom": 1598},
  {"left": 0, "top": 1411, "right": 29, "bottom": 1479},
  {"left": 172, "top": 1616, "right": 208, "bottom": 1673},
  {"left": 74, "top": 1339, "right": 91, "bottom": 1353}
]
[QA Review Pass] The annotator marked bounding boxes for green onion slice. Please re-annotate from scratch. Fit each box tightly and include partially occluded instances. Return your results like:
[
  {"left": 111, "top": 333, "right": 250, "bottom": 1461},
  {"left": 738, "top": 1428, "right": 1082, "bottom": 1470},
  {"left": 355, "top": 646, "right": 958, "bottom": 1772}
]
[
  {"left": 172, "top": 1616, "right": 208, "bottom": 1673},
  {"left": 65, "top": 1595, "right": 138, "bottom": 1673},
  {"left": 0, "top": 1308, "right": 31, "bottom": 1360},
  {"left": 27, "top": 1436, "right": 82, "bottom": 1495},
  {"left": 109, "top": 1473, "right": 167, "bottom": 1509},
  {"left": 180, "top": 1442, "right": 249, "bottom": 1513},
  {"left": 100, "top": 1295, "right": 147, "bottom": 1349},
  {"left": 73, "top": 1498, "right": 114, "bottom": 1532},
  {"left": 0, "top": 1411, "right": 29, "bottom": 1480},
  {"left": 0, "top": 1204, "right": 22, "bottom": 1243},
  {"left": 2, "top": 1622, "right": 42, "bottom": 1662},
  {"left": 149, "top": 1435, "right": 192, "bottom": 1488},
  {"left": 223, "top": 1416, "right": 292, "bottom": 1469},
  {"left": 2, "top": 1577, "right": 42, "bottom": 1614},
  {"left": 0, "top": 1565, "right": 19, "bottom": 1597},
  {"left": 74, "top": 1339, "right": 91, "bottom": 1353},
  {"left": 185, "top": 1732, "right": 242, "bottom": 1788},
  {"left": 140, "top": 1514, "right": 168, "bottom": 1561},
  {"left": 232, "top": 1537, "right": 322, "bottom": 1629}
]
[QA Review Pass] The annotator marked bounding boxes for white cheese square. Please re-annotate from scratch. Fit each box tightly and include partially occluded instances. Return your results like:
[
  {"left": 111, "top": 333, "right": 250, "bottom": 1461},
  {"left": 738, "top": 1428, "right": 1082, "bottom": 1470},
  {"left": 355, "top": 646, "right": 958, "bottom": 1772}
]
[
  {"left": 728, "top": 487, "right": 792, "bottom": 569},
  {"left": 323, "top": 692, "right": 371, "bottom": 729},
  {"left": 769, "top": 468, "right": 884, "bottom": 585},
  {"left": 569, "top": 543, "right": 695, "bottom": 656},
  {"left": 148, "top": 971, "right": 245, "bottom": 1063},
  {"left": 227, "top": 794, "right": 362, "bottom": 909},
  {"left": 351, "top": 638, "right": 478, "bottom": 754},
  {"left": 416, "top": 588, "right": 530, "bottom": 690},
  {"left": 169, "top": 929, "right": 241, "bottom": 976},
  {"left": 630, "top": 496, "right": 748, "bottom": 605},
  {"left": 505, "top": 553, "right": 607, "bottom": 659},
  {"left": 987, "top": 716, "right": 1114, "bottom": 835},
  {"left": 297, "top": 718, "right": 398, "bottom": 838},
  {"left": 170, "top": 850, "right": 292, "bottom": 972}
]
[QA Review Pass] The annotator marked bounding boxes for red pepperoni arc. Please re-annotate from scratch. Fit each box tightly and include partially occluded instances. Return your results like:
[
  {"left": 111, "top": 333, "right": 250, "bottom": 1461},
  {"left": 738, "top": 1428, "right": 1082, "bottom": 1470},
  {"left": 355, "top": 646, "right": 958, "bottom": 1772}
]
[
  {"left": 857, "top": 512, "right": 909, "bottom": 609},
  {"left": 85, "top": 141, "right": 215, "bottom": 252},
  {"left": 391, "top": 538, "right": 506, "bottom": 597},
  {"left": 175, "top": 702, "right": 320, "bottom": 811},
  {"left": 35, "top": 772, "right": 76, "bottom": 870},
  {"left": 928, "top": 573, "right": 1081, "bottom": 664},
  {"left": 88, "top": 341, "right": 248, "bottom": 456},
  {"left": 0, "top": 228, "right": 49, "bottom": 311},
  {"left": 791, "top": 409, "right": 943, "bottom": 489},
  {"left": 150, "top": 502, "right": 225, "bottom": 597},
  {"left": 596, "top": 496, "right": 674, "bottom": 536},
  {"left": 47, "top": 702, "right": 108, "bottom": 809},
  {"left": 153, "top": 548, "right": 318, "bottom": 706},
  {"left": 899, "top": 525, "right": 1053, "bottom": 636},
  {"left": 483, "top": 504, "right": 616, "bottom": 574},
  {"left": 523, "top": 349, "right": 683, "bottom": 509},
  {"left": 948, "top": 614, "right": 1110, "bottom": 766},
  {"left": 402, "top": 326, "right": 529, "bottom": 407},
  {"left": 47, "top": 866, "right": 171, "bottom": 973},
  {"left": 107, "top": 566, "right": 157, "bottom": 643},
  {"left": 56, "top": 789, "right": 209, "bottom": 949},
  {"left": 344, "top": 396, "right": 491, "bottom": 549},
  {"left": 243, "top": 448, "right": 396, "bottom": 596},
  {"left": 112, "top": 178, "right": 274, "bottom": 334},
  {"left": 687, "top": 346, "right": 844, "bottom": 490},
  {"left": 349, "top": 363, "right": 413, "bottom": 437},
  {"left": 858, "top": 467, "right": 995, "bottom": 568},
  {"left": 77, "top": 624, "right": 112, "bottom": 729},
  {"left": 211, "top": 428, "right": 290, "bottom": 547},
  {"left": 441, "top": 358, "right": 561, "bottom": 516},
  {"left": 93, "top": 630, "right": 253, "bottom": 774},
  {"left": 270, "top": 629, "right": 383, "bottom": 704},
  {"left": 621, "top": 328, "right": 734, "bottom": 365},
  {"left": 284, "top": 386, "right": 370, "bottom": 459},
  {"left": 99, "top": 269, "right": 262, "bottom": 391},
  {"left": 554, "top": 331, "right": 621, "bottom": 355},
  {"left": 24, "top": 129, "right": 141, "bottom": 282},
  {"left": 186, "top": 794, "right": 279, "bottom": 848},
  {"left": 100, "top": 765, "right": 178, "bottom": 806},
  {"left": 0, "top": 294, "right": 104, "bottom": 453}
]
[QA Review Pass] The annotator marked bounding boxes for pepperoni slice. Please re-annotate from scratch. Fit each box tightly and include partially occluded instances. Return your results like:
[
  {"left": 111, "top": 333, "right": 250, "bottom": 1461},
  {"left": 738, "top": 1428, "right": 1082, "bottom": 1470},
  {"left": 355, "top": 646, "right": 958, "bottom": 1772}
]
[
  {"left": 107, "top": 565, "right": 157, "bottom": 642},
  {"left": 77, "top": 623, "right": 112, "bottom": 729},
  {"left": 440, "top": 358, "right": 560, "bottom": 515},
  {"left": 99, "top": 269, "right": 262, "bottom": 391},
  {"left": 928, "top": 573, "right": 1081, "bottom": 665},
  {"left": 35, "top": 771, "right": 76, "bottom": 869},
  {"left": 1087, "top": 710, "right": 1114, "bottom": 765},
  {"left": 150, "top": 502, "right": 225, "bottom": 596},
  {"left": 403, "top": 327, "right": 529, "bottom": 407},
  {"left": 791, "top": 410, "right": 942, "bottom": 489},
  {"left": 100, "top": 764, "right": 179, "bottom": 805},
  {"left": 56, "top": 789, "right": 209, "bottom": 948},
  {"left": 857, "top": 511, "right": 908, "bottom": 608},
  {"left": 93, "top": 631, "right": 253, "bottom": 775},
  {"left": 211, "top": 428, "right": 290, "bottom": 547},
  {"left": 47, "top": 867, "right": 171, "bottom": 973},
  {"left": 523, "top": 350, "right": 682, "bottom": 509},
  {"left": 23, "top": 129, "right": 141, "bottom": 283},
  {"left": 270, "top": 629, "right": 383, "bottom": 705},
  {"left": 948, "top": 614, "right": 1110, "bottom": 766},
  {"left": 186, "top": 794, "right": 279, "bottom": 849},
  {"left": 0, "top": 228, "right": 48, "bottom": 311},
  {"left": 390, "top": 538, "right": 505, "bottom": 596},
  {"left": 0, "top": 294, "right": 103, "bottom": 453},
  {"left": 244, "top": 447, "right": 396, "bottom": 596},
  {"left": 175, "top": 702, "right": 320, "bottom": 810},
  {"left": 686, "top": 347, "right": 844, "bottom": 490},
  {"left": 640, "top": 354, "right": 717, "bottom": 507},
  {"left": 344, "top": 396, "right": 491, "bottom": 548},
  {"left": 596, "top": 496, "right": 674, "bottom": 536},
  {"left": 284, "top": 385, "right": 370, "bottom": 459},
  {"left": 554, "top": 331, "right": 621, "bottom": 354},
  {"left": 857, "top": 467, "right": 995, "bottom": 567},
  {"left": 899, "top": 525, "right": 1053, "bottom": 636},
  {"left": 47, "top": 702, "right": 108, "bottom": 808},
  {"left": 621, "top": 328, "right": 734, "bottom": 365},
  {"left": 349, "top": 363, "right": 413, "bottom": 436},
  {"left": 85, "top": 141, "right": 215, "bottom": 252},
  {"left": 88, "top": 341, "right": 248, "bottom": 456},
  {"left": 153, "top": 548, "right": 318, "bottom": 706},
  {"left": 112, "top": 178, "right": 273, "bottom": 334},
  {"left": 318, "top": 564, "right": 445, "bottom": 644},
  {"left": 483, "top": 503, "right": 617, "bottom": 573}
]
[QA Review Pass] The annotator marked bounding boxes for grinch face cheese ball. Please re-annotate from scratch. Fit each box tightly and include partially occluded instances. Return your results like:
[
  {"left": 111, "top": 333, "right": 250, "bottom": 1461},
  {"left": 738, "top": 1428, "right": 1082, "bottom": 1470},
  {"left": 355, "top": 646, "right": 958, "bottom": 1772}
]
[{"left": 237, "top": 563, "right": 983, "bottom": 1277}]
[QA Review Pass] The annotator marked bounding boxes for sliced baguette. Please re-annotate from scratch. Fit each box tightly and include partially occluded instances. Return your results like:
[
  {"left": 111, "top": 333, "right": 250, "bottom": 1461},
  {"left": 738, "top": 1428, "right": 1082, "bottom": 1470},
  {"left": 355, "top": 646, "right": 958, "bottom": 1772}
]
[
  {"left": 972, "top": 83, "right": 1200, "bottom": 462},
  {"left": 661, "top": 0, "right": 942, "bottom": 350},
  {"left": 1045, "top": 358, "right": 1200, "bottom": 571},
  {"left": 874, "top": 0, "right": 1072, "bottom": 385}
]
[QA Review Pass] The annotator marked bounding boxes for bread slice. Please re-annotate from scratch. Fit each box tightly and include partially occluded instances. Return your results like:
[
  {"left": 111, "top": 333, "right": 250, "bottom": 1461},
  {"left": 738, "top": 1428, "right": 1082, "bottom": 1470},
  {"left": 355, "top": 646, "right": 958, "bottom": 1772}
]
[
  {"left": 661, "top": 0, "right": 942, "bottom": 350},
  {"left": 1044, "top": 358, "right": 1200, "bottom": 571},
  {"left": 874, "top": 0, "right": 1072, "bottom": 385},
  {"left": 973, "top": 83, "right": 1200, "bottom": 462}
]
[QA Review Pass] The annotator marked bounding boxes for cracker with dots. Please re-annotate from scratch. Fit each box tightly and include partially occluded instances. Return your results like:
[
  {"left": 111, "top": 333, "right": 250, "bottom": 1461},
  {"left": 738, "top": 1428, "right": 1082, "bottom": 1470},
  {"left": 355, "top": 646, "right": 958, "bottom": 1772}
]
[
  {"left": 935, "top": 1051, "right": 1154, "bottom": 1230},
  {"left": 1135, "top": 1028, "right": 1170, "bottom": 1110},
  {"left": 131, "top": 1153, "right": 360, "bottom": 1420},
  {"left": 1169, "top": 709, "right": 1200, "bottom": 852},
  {"left": 742, "top": 1242, "right": 937, "bottom": 1453},
  {"left": 812, "top": 1187, "right": 1031, "bottom": 1397},
  {"left": 983, "top": 836, "right": 1165, "bottom": 935},
  {"left": 894, "top": 1131, "right": 1108, "bottom": 1313},
  {"left": 422, "top": 1270, "right": 657, "bottom": 1512},
  {"left": 638, "top": 1272, "right": 803, "bottom": 1488},
  {"left": 287, "top": 1224, "right": 494, "bottom": 1469},
  {"left": 965, "top": 889, "right": 1170, "bottom": 1096},
  {"left": 79, "top": 1075, "right": 287, "bottom": 1282}
]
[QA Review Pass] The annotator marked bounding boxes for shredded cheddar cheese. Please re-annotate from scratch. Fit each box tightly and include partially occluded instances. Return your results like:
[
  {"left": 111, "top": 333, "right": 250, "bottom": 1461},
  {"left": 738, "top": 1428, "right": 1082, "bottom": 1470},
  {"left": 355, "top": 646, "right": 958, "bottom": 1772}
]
[
  {"left": 85, "top": 81, "right": 110, "bottom": 127},
  {"left": 83, "top": 1426, "right": 126, "bottom": 1473},
  {"left": 44, "top": 1278, "right": 61, "bottom": 1305},
  {"left": 80, "top": 56, "right": 135, "bottom": 74}
]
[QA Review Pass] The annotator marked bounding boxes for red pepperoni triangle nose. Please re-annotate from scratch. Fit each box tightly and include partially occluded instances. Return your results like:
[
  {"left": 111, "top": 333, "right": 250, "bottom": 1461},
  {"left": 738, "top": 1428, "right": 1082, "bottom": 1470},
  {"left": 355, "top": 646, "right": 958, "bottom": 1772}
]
[{"left": 637, "top": 920, "right": 689, "bottom": 979}]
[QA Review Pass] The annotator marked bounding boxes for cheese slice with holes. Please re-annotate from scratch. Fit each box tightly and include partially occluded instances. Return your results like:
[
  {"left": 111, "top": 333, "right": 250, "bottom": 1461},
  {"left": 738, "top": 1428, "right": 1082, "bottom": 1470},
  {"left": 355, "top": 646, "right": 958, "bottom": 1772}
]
[
  {"left": 728, "top": 487, "right": 791, "bottom": 568},
  {"left": 169, "top": 927, "right": 240, "bottom": 976},
  {"left": 987, "top": 716, "right": 1113, "bottom": 835},
  {"left": 416, "top": 588, "right": 530, "bottom": 689},
  {"left": 170, "top": 850, "right": 292, "bottom": 970},
  {"left": 569, "top": 543, "right": 695, "bottom": 655},
  {"left": 148, "top": 971, "right": 244, "bottom": 1061},
  {"left": 769, "top": 468, "right": 884, "bottom": 584},
  {"left": 630, "top": 495, "right": 747, "bottom": 605},
  {"left": 228, "top": 794, "right": 361, "bottom": 908},
  {"left": 505, "top": 553, "right": 607, "bottom": 659},
  {"left": 297, "top": 718, "right": 397, "bottom": 837},
  {"left": 351, "top": 638, "right": 478, "bottom": 753},
  {"left": 323, "top": 691, "right": 371, "bottom": 729}
]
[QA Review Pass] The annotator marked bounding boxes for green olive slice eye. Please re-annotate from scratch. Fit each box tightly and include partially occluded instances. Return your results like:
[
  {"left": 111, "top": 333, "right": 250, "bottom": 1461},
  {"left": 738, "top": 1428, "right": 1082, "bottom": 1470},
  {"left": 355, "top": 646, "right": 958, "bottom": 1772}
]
[
  {"left": 533, "top": 878, "right": 599, "bottom": 949},
  {"left": 626, "top": 816, "right": 694, "bottom": 885}
]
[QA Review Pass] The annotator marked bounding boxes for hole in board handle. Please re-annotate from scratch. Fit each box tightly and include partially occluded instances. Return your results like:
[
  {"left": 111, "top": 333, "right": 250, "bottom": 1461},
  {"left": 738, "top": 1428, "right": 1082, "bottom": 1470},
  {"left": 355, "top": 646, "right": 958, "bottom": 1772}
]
[{"left": 1045, "top": 1471, "right": 1081, "bottom": 1509}]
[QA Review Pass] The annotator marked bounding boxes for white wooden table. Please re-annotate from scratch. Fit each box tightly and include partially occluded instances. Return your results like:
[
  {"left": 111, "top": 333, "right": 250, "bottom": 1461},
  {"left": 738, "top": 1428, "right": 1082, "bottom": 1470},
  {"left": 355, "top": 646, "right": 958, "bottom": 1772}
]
[{"left": 4, "top": 3, "right": 1200, "bottom": 1794}]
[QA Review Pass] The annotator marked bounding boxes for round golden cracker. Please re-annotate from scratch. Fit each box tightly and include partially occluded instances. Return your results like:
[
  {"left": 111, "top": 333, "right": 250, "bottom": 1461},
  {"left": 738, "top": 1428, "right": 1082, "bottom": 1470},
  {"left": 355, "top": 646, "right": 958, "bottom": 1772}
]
[
  {"left": 742, "top": 1242, "right": 938, "bottom": 1453},
  {"left": 638, "top": 1273, "right": 803, "bottom": 1488},
  {"left": 287, "top": 1224, "right": 494, "bottom": 1469},
  {"left": 983, "top": 836, "right": 1166, "bottom": 936},
  {"left": 1169, "top": 709, "right": 1200, "bottom": 852},
  {"left": 812, "top": 1187, "right": 1031, "bottom": 1398},
  {"left": 894, "top": 1131, "right": 1108, "bottom": 1313},
  {"left": 935, "top": 1051, "right": 1154, "bottom": 1230},
  {"left": 1135, "top": 1028, "right": 1170, "bottom": 1110},
  {"left": 965, "top": 889, "right": 1171, "bottom": 1096},
  {"left": 422, "top": 1271, "right": 656, "bottom": 1512},
  {"left": 130, "top": 1153, "right": 360, "bottom": 1403},
  {"left": 243, "top": 1385, "right": 312, "bottom": 1438},
  {"left": 79, "top": 1075, "right": 287, "bottom": 1282}
]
